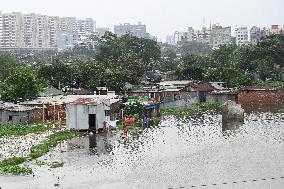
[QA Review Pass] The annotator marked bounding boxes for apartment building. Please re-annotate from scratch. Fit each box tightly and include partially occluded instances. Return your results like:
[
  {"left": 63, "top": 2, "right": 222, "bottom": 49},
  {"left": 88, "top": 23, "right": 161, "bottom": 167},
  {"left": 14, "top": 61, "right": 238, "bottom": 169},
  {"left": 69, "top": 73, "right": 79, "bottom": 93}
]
[
  {"left": 77, "top": 18, "right": 95, "bottom": 33},
  {"left": 96, "top": 27, "right": 110, "bottom": 37},
  {"left": 235, "top": 27, "right": 249, "bottom": 45},
  {"left": 0, "top": 12, "right": 23, "bottom": 48},
  {"left": 211, "top": 24, "right": 232, "bottom": 48},
  {"left": 0, "top": 11, "right": 96, "bottom": 50},
  {"left": 114, "top": 22, "right": 149, "bottom": 38},
  {"left": 48, "top": 16, "right": 60, "bottom": 48},
  {"left": 268, "top": 25, "right": 282, "bottom": 35},
  {"left": 250, "top": 26, "right": 267, "bottom": 44},
  {"left": 59, "top": 17, "right": 77, "bottom": 32},
  {"left": 196, "top": 27, "right": 212, "bottom": 47}
]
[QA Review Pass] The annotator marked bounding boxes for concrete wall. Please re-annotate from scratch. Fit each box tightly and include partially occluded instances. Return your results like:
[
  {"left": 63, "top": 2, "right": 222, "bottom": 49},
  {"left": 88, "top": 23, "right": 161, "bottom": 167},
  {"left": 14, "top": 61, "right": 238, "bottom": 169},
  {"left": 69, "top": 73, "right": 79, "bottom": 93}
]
[
  {"left": 206, "top": 94, "right": 237, "bottom": 105},
  {"left": 66, "top": 103, "right": 110, "bottom": 130},
  {"left": 160, "top": 91, "right": 199, "bottom": 109},
  {"left": 0, "top": 110, "right": 34, "bottom": 124}
]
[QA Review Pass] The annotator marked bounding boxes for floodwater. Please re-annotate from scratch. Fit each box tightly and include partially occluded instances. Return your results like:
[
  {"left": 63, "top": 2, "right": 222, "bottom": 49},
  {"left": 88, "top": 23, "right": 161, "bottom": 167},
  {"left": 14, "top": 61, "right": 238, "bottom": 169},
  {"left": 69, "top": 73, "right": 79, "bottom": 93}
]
[{"left": 1, "top": 112, "right": 284, "bottom": 189}]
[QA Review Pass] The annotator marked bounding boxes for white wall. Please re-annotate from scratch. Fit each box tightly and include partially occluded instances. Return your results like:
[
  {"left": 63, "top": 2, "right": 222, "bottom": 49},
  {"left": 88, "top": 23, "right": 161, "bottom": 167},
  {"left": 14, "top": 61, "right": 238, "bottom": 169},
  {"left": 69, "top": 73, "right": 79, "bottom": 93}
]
[{"left": 66, "top": 103, "right": 110, "bottom": 130}]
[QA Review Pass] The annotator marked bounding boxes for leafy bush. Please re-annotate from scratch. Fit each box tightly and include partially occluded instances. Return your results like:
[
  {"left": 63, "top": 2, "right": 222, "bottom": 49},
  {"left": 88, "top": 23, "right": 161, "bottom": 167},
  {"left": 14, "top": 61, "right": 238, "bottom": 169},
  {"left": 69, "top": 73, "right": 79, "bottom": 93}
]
[
  {"left": 0, "top": 122, "right": 51, "bottom": 137},
  {"left": 0, "top": 157, "right": 32, "bottom": 175},
  {"left": 161, "top": 102, "right": 222, "bottom": 117},
  {"left": 0, "top": 165, "right": 33, "bottom": 175},
  {"left": 0, "top": 157, "right": 25, "bottom": 167}
]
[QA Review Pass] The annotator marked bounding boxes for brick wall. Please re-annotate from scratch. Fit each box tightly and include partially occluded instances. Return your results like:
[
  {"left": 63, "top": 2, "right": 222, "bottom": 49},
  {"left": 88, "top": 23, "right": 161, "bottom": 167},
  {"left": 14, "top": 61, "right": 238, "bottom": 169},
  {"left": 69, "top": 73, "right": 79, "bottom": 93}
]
[{"left": 238, "top": 90, "right": 284, "bottom": 112}]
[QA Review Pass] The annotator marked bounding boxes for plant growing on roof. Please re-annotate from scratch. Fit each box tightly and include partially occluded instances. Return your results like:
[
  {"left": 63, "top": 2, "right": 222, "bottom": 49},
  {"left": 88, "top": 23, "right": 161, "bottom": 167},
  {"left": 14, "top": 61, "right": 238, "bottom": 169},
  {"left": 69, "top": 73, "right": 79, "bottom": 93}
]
[{"left": 123, "top": 101, "right": 146, "bottom": 118}]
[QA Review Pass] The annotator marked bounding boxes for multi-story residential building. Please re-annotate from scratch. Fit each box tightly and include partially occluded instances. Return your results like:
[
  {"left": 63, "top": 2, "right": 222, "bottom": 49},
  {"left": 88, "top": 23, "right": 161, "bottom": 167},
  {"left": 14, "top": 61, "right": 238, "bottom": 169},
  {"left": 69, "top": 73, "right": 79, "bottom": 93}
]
[
  {"left": 22, "top": 13, "right": 37, "bottom": 48},
  {"left": 114, "top": 22, "right": 149, "bottom": 38},
  {"left": 77, "top": 18, "right": 95, "bottom": 33},
  {"left": 211, "top": 24, "right": 232, "bottom": 48},
  {"left": 57, "top": 31, "right": 77, "bottom": 51},
  {"left": 48, "top": 16, "right": 60, "bottom": 48},
  {"left": 250, "top": 26, "right": 267, "bottom": 44},
  {"left": 36, "top": 15, "right": 50, "bottom": 48},
  {"left": 166, "top": 35, "right": 175, "bottom": 45},
  {"left": 0, "top": 12, "right": 23, "bottom": 48},
  {"left": 235, "top": 27, "right": 249, "bottom": 45},
  {"left": 77, "top": 32, "right": 98, "bottom": 49},
  {"left": 196, "top": 27, "right": 212, "bottom": 47},
  {"left": 96, "top": 27, "right": 110, "bottom": 37},
  {"left": 173, "top": 27, "right": 197, "bottom": 45},
  {"left": 59, "top": 17, "right": 77, "bottom": 32},
  {"left": 268, "top": 25, "right": 282, "bottom": 35},
  {"left": 0, "top": 11, "right": 96, "bottom": 50}
]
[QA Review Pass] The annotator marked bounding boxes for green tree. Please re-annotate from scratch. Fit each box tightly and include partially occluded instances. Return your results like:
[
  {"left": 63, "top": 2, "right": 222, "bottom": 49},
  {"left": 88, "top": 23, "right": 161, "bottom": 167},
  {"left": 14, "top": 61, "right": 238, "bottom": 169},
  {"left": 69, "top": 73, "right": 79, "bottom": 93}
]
[
  {"left": 230, "top": 45, "right": 258, "bottom": 71},
  {"left": 38, "top": 59, "right": 71, "bottom": 89},
  {"left": 180, "top": 54, "right": 211, "bottom": 69},
  {"left": 155, "top": 58, "right": 178, "bottom": 72},
  {"left": 96, "top": 32, "right": 161, "bottom": 76},
  {"left": 211, "top": 44, "right": 237, "bottom": 67},
  {"left": 161, "top": 44, "right": 177, "bottom": 59},
  {"left": 256, "top": 34, "right": 284, "bottom": 68},
  {"left": 252, "top": 59, "right": 274, "bottom": 81},
  {"left": 0, "top": 55, "right": 19, "bottom": 82},
  {"left": 175, "top": 65, "right": 205, "bottom": 80},
  {"left": 205, "top": 66, "right": 252, "bottom": 88},
  {"left": 71, "top": 60, "right": 103, "bottom": 89},
  {"left": 0, "top": 66, "right": 44, "bottom": 102},
  {"left": 179, "top": 41, "right": 212, "bottom": 56}
]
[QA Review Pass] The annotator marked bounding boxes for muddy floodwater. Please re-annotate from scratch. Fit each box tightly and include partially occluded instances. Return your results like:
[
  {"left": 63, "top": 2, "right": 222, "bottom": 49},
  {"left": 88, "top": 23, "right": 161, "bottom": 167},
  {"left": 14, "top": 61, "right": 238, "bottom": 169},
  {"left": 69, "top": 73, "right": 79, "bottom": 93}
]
[{"left": 1, "top": 112, "right": 284, "bottom": 189}]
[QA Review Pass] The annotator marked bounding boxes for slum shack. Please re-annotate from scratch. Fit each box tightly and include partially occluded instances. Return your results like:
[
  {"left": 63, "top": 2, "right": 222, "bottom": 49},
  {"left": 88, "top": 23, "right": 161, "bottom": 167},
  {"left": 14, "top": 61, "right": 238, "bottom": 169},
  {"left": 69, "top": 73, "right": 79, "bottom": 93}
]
[
  {"left": 238, "top": 86, "right": 280, "bottom": 112},
  {"left": 206, "top": 90, "right": 238, "bottom": 104},
  {"left": 66, "top": 98, "right": 121, "bottom": 131},
  {"left": 122, "top": 98, "right": 160, "bottom": 127},
  {"left": 0, "top": 102, "right": 39, "bottom": 124}
]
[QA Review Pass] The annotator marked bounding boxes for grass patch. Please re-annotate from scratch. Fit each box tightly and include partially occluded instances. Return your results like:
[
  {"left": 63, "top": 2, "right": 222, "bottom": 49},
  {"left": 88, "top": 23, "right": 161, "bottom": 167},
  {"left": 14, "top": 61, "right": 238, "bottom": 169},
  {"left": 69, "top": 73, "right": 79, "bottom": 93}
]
[
  {"left": 161, "top": 102, "right": 222, "bottom": 117},
  {"left": 0, "top": 157, "right": 32, "bottom": 175},
  {"left": 0, "top": 122, "right": 55, "bottom": 137},
  {"left": 0, "top": 157, "right": 26, "bottom": 167},
  {"left": 29, "top": 131, "right": 83, "bottom": 159},
  {"left": 0, "top": 165, "right": 33, "bottom": 175},
  {"left": 0, "top": 130, "right": 84, "bottom": 175},
  {"left": 49, "top": 161, "right": 64, "bottom": 168},
  {"left": 34, "top": 160, "right": 48, "bottom": 166}
]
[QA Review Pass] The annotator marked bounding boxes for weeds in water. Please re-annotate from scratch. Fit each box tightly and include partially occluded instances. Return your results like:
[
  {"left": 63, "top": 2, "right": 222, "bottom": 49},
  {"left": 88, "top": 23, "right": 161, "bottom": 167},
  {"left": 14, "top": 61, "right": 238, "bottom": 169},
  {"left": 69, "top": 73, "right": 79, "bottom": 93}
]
[
  {"left": 0, "top": 121, "right": 57, "bottom": 137},
  {"left": 0, "top": 157, "right": 32, "bottom": 175},
  {"left": 29, "top": 131, "right": 84, "bottom": 159},
  {"left": 0, "top": 131, "right": 84, "bottom": 175},
  {"left": 0, "top": 157, "right": 26, "bottom": 167},
  {"left": 161, "top": 102, "right": 222, "bottom": 117},
  {"left": 49, "top": 161, "right": 64, "bottom": 168},
  {"left": 0, "top": 165, "right": 33, "bottom": 175},
  {"left": 34, "top": 160, "right": 48, "bottom": 166}
]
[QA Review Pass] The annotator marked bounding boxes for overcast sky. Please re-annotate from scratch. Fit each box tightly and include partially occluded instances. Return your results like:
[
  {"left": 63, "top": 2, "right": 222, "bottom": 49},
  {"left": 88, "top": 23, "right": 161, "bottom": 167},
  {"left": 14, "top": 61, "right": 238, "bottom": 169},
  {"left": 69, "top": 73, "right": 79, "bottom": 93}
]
[{"left": 1, "top": 0, "right": 284, "bottom": 41}]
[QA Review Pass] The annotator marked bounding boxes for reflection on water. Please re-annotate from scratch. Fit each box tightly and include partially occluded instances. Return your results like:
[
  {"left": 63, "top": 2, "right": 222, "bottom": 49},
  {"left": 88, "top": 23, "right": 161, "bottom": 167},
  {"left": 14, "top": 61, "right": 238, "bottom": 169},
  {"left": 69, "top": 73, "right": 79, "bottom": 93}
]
[
  {"left": 88, "top": 133, "right": 114, "bottom": 156},
  {"left": 2, "top": 112, "right": 284, "bottom": 189},
  {"left": 222, "top": 119, "right": 243, "bottom": 133}
]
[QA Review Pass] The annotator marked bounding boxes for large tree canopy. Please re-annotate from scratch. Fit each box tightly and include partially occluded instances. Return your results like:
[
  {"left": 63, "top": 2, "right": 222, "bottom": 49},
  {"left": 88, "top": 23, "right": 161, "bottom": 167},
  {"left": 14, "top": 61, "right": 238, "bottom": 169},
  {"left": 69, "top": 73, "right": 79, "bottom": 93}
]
[
  {"left": 0, "top": 55, "right": 19, "bottom": 82},
  {"left": 0, "top": 66, "right": 44, "bottom": 102},
  {"left": 38, "top": 59, "right": 71, "bottom": 89},
  {"left": 96, "top": 32, "right": 161, "bottom": 76}
]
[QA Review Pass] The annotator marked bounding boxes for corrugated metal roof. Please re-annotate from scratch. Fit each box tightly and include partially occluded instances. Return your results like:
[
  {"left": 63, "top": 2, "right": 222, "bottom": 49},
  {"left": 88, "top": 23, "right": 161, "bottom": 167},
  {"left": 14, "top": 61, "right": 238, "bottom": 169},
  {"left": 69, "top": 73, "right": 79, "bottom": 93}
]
[
  {"left": 0, "top": 102, "right": 38, "bottom": 112},
  {"left": 159, "top": 80, "right": 192, "bottom": 86},
  {"left": 239, "top": 86, "right": 277, "bottom": 91},
  {"left": 71, "top": 98, "right": 97, "bottom": 105}
]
